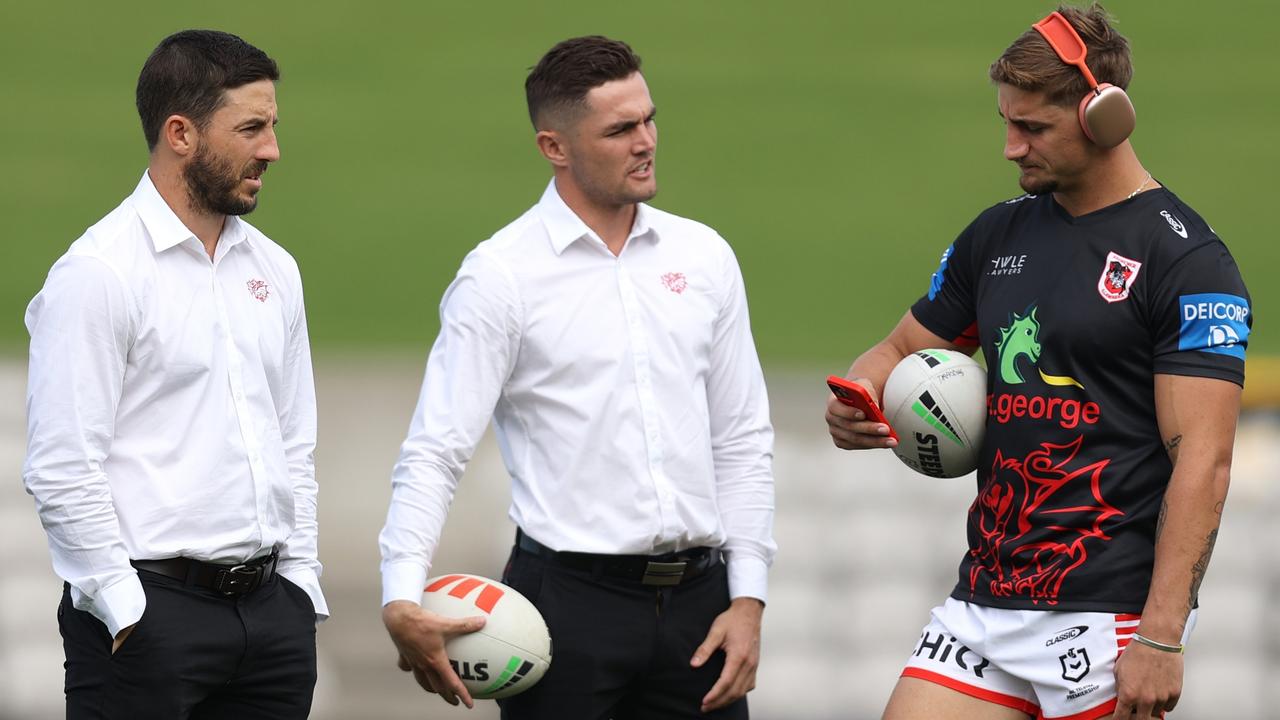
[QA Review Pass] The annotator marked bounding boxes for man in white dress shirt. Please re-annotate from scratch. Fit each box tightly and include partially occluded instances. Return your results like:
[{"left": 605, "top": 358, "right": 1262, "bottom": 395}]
[
  {"left": 23, "top": 30, "right": 325, "bottom": 719},
  {"left": 380, "top": 36, "right": 776, "bottom": 718}
]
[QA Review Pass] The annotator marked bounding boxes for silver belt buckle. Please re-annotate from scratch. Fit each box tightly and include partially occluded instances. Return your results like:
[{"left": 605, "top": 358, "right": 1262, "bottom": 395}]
[
  {"left": 642, "top": 561, "right": 687, "bottom": 586},
  {"left": 215, "top": 564, "right": 261, "bottom": 595}
]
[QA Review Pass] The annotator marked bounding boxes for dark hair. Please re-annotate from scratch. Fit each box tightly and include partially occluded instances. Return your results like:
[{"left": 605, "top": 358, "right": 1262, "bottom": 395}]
[
  {"left": 525, "top": 35, "right": 642, "bottom": 130},
  {"left": 989, "top": 3, "right": 1132, "bottom": 107},
  {"left": 136, "top": 30, "right": 279, "bottom": 150}
]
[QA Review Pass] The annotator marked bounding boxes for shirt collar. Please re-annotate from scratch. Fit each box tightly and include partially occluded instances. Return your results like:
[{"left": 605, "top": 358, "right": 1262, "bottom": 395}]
[
  {"left": 131, "top": 170, "right": 250, "bottom": 255},
  {"left": 538, "top": 178, "right": 659, "bottom": 255}
]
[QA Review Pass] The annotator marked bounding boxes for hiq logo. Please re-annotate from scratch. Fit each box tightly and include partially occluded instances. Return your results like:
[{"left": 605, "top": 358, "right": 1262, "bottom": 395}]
[{"left": 1179, "top": 293, "right": 1250, "bottom": 360}]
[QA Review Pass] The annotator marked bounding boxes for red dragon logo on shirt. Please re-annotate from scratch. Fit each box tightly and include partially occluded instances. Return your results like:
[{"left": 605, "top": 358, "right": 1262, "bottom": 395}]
[{"left": 968, "top": 436, "right": 1121, "bottom": 605}]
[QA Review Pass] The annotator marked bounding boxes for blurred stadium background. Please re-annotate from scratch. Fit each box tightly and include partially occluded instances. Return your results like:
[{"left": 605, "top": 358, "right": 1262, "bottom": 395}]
[{"left": 2, "top": 1, "right": 1275, "bottom": 718}]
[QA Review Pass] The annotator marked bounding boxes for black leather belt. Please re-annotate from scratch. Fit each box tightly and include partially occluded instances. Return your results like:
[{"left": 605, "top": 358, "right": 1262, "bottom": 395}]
[
  {"left": 131, "top": 551, "right": 279, "bottom": 596},
  {"left": 516, "top": 530, "right": 719, "bottom": 587}
]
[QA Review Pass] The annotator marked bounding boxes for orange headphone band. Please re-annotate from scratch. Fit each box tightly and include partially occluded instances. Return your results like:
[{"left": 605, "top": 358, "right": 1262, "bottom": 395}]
[
  {"left": 1030, "top": 11, "right": 1135, "bottom": 148},
  {"left": 1033, "top": 12, "right": 1101, "bottom": 90}
]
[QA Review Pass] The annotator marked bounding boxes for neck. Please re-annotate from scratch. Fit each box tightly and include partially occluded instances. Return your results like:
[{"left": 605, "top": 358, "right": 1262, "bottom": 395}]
[
  {"left": 148, "top": 161, "right": 226, "bottom": 260},
  {"left": 1051, "top": 143, "right": 1158, "bottom": 217},
  {"left": 554, "top": 174, "right": 637, "bottom": 256}
]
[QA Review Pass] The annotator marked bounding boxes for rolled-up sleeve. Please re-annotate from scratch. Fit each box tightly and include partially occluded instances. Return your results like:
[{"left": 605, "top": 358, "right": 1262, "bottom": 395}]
[
  {"left": 379, "top": 249, "right": 522, "bottom": 606},
  {"left": 706, "top": 243, "right": 776, "bottom": 603},
  {"left": 23, "top": 254, "right": 144, "bottom": 636}
]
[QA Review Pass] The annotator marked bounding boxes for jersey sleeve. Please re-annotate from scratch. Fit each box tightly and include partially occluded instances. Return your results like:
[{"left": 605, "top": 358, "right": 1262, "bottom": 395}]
[
  {"left": 1149, "top": 240, "right": 1250, "bottom": 386},
  {"left": 910, "top": 220, "right": 981, "bottom": 347}
]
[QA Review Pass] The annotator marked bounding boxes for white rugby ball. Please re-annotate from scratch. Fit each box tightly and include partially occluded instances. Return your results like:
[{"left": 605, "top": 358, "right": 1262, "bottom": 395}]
[
  {"left": 882, "top": 349, "right": 987, "bottom": 478},
  {"left": 421, "top": 573, "right": 552, "bottom": 699}
]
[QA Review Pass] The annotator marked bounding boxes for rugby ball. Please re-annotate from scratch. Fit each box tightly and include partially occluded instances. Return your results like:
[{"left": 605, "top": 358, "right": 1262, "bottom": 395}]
[
  {"left": 882, "top": 349, "right": 987, "bottom": 478},
  {"left": 421, "top": 573, "right": 552, "bottom": 699}
]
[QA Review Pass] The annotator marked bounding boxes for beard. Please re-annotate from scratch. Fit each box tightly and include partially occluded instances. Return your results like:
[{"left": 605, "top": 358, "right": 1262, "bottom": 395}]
[
  {"left": 1019, "top": 177, "right": 1058, "bottom": 195},
  {"left": 183, "top": 143, "right": 265, "bottom": 216},
  {"left": 1017, "top": 170, "right": 1059, "bottom": 196}
]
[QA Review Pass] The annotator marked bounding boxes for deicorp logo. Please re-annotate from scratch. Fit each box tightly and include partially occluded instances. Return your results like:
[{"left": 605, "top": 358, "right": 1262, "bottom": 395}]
[{"left": 1179, "top": 293, "right": 1250, "bottom": 360}]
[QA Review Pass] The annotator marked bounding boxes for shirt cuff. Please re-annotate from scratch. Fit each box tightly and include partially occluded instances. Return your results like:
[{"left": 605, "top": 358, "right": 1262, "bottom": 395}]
[
  {"left": 278, "top": 566, "right": 330, "bottom": 622},
  {"left": 382, "top": 560, "right": 429, "bottom": 607},
  {"left": 91, "top": 574, "right": 147, "bottom": 638},
  {"left": 725, "top": 553, "right": 768, "bottom": 605}
]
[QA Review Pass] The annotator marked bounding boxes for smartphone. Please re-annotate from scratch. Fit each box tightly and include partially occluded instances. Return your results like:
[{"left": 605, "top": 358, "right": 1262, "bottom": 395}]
[{"left": 826, "top": 375, "right": 898, "bottom": 441}]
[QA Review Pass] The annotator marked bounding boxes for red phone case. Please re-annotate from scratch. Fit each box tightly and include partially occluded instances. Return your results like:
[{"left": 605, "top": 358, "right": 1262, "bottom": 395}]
[{"left": 826, "top": 375, "right": 898, "bottom": 441}]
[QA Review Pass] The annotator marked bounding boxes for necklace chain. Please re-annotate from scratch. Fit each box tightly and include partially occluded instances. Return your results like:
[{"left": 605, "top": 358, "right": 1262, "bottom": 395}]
[{"left": 1127, "top": 172, "right": 1153, "bottom": 200}]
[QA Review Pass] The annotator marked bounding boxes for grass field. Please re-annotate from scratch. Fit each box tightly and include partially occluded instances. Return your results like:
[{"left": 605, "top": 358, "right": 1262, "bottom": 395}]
[{"left": 2, "top": 1, "right": 1276, "bottom": 370}]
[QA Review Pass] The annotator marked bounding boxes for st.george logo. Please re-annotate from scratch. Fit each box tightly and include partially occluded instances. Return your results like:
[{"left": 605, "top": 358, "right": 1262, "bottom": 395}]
[
  {"left": 994, "top": 305, "right": 1082, "bottom": 389},
  {"left": 1096, "top": 251, "right": 1141, "bottom": 303}
]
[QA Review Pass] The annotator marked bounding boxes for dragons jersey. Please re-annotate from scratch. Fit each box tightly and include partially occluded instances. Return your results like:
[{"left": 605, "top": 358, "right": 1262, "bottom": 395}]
[{"left": 911, "top": 187, "right": 1251, "bottom": 613}]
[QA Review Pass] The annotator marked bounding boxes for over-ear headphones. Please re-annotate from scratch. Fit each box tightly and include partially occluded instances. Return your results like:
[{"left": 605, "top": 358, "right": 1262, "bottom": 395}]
[{"left": 1032, "top": 11, "right": 1135, "bottom": 148}]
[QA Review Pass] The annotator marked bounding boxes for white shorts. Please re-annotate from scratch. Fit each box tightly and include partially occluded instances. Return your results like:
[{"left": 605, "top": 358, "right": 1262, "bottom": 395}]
[{"left": 901, "top": 598, "right": 1197, "bottom": 720}]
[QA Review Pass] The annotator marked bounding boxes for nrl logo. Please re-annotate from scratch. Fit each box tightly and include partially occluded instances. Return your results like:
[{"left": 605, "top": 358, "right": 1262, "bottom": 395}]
[
  {"left": 1097, "top": 251, "right": 1141, "bottom": 303},
  {"left": 1059, "top": 647, "right": 1091, "bottom": 683}
]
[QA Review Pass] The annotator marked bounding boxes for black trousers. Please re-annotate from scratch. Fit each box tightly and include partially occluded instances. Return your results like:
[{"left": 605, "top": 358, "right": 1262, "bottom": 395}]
[
  {"left": 498, "top": 545, "right": 749, "bottom": 720},
  {"left": 59, "top": 569, "right": 317, "bottom": 720}
]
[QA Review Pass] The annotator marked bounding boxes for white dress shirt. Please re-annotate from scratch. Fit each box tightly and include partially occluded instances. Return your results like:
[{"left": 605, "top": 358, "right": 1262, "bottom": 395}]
[
  {"left": 24, "top": 172, "right": 327, "bottom": 636},
  {"left": 381, "top": 179, "right": 775, "bottom": 606}
]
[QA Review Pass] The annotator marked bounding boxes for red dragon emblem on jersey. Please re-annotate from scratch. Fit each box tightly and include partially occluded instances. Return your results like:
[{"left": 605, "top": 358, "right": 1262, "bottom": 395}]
[
  {"left": 661, "top": 272, "right": 688, "bottom": 294},
  {"left": 247, "top": 278, "right": 270, "bottom": 303},
  {"left": 968, "top": 436, "right": 1121, "bottom": 605},
  {"left": 1096, "top": 251, "right": 1141, "bottom": 303}
]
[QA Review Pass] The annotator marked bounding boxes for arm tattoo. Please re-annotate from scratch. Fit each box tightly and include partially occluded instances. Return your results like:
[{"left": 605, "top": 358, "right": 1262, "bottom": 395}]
[
  {"left": 1164, "top": 434, "right": 1183, "bottom": 462},
  {"left": 1189, "top": 528, "right": 1219, "bottom": 609},
  {"left": 1155, "top": 497, "right": 1169, "bottom": 541}
]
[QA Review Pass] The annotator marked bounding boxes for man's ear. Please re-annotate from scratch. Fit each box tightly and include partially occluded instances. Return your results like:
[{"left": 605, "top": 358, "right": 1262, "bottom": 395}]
[
  {"left": 535, "top": 129, "right": 570, "bottom": 169},
  {"left": 162, "top": 114, "right": 199, "bottom": 157}
]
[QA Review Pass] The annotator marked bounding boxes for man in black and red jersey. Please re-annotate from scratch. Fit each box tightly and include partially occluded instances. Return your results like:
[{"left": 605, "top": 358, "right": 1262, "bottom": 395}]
[{"left": 826, "top": 5, "right": 1250, "bottom": 719}]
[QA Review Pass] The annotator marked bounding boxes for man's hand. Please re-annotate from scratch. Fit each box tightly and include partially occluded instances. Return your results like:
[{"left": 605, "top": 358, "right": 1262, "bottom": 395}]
[
  {"left": 826, "top": 378, "right": 897, "bottom": 450},
  {"left": 382, "top": 599, "right": 487, "bottom": 708},
  {"left": 111, "top": 623, "right": 137, "bottom": 655},
  {"left": 1110, "top": 642, "right": 1183, "bottom": 718},
  {"left": 690, "top": 597, "right": 764, "bottom": 712}
]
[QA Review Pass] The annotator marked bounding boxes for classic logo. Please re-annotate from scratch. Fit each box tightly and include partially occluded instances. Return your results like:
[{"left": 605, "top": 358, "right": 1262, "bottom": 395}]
[
  {"left": 1178, "top": 293, "right": 1250, "bottom": 360},
  {"left": 423, "top": 575, "right": 506, "bottom": 614},
  {"left": 246, "top": 278, "right": 270, "bottom": 303},
  {"left": 1046, "top": 625, "right": 1089, "bottom": 647},
  {"left": 1096, "top": 251, "right": 1142, "bottom": 303},
  {"left": 661, "top": 272, "right": 688, "bottom": 294},
  {"left": 1059, "top": 647, "right": 1091, "bottom": 682},
  {"left": 1160, "top": 210, "right": 1189, "bottom": 238}
]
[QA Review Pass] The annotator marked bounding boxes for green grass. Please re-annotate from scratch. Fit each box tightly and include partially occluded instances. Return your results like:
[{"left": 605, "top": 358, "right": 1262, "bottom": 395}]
[{"left": 3, "top": 1, "right": 1276, "bottom": 370}]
